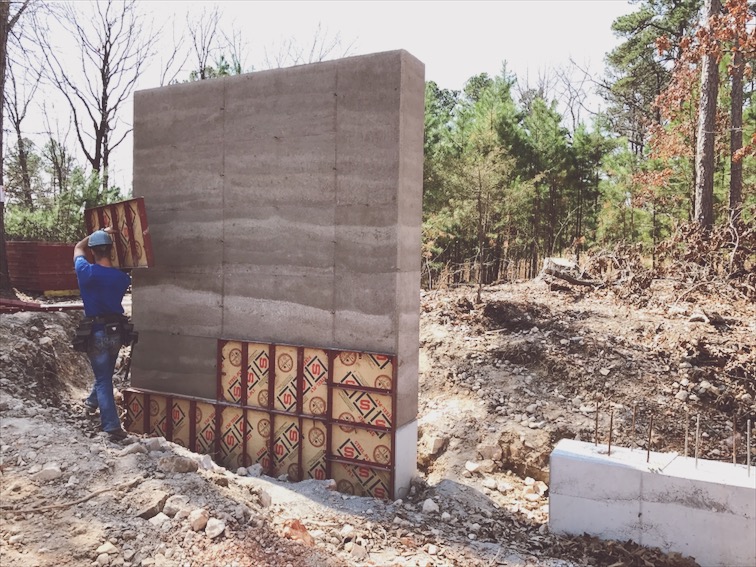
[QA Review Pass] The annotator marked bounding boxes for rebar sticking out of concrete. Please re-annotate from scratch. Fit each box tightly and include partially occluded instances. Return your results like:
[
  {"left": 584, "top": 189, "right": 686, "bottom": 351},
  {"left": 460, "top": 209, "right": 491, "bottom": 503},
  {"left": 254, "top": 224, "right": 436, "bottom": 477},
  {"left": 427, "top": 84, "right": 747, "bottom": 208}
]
[
  {"left": 608, "top": 409, "right": 614, "bottom": 456},
  {"left": 594, "top": 401, "right": 599, "bottom": 446},
  {"left": 632, "top": 404, "right": 637, "bottom": 451},
  {"left": 647, "top": 416, "right": 653, "bottom": 463},
  {"left": 684, "top": 409, "right": 689, "bottom": 458},
  {"left": 695, "top": 414, "right": 701, "bottom": 468},
  {"left": 733, "top": 417, "right": 737, "bottom": 465},
  {"left": 748, "top": 419, "right": 752, "bottom": 477}
]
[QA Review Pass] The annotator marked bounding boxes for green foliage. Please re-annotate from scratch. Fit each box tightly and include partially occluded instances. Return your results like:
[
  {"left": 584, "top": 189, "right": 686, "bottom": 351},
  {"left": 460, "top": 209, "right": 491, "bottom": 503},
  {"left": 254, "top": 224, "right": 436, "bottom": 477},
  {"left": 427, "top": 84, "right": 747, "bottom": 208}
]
[
  {"left": 188, "top": 54, "right": 247, "bottom": 81},
  {"left": 422, "top": 70, "right": 614, "bottom": 286},
  {"left": 5, "top": 167, "right": 121, "bottom": 243}
]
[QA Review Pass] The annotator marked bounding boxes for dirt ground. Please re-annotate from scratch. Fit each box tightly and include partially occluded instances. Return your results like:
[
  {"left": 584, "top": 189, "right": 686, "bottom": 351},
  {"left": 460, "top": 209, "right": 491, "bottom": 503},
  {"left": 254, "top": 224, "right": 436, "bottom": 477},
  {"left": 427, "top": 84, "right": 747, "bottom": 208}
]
[{"left": 1, "top": 274, "right": 753, "bottom": 567}]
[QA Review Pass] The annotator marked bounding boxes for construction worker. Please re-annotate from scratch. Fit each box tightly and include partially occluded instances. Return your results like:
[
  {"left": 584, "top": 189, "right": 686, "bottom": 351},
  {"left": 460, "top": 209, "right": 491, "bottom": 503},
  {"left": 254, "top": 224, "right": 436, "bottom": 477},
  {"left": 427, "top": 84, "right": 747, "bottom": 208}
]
[{"left": 73, "top": 227, "right": 131, "bottom": 440}]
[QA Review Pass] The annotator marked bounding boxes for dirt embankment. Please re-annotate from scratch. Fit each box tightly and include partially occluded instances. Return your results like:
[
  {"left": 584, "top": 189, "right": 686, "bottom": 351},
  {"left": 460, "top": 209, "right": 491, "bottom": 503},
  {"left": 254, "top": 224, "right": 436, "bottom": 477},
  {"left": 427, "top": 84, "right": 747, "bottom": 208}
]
[{"left": 2, "top": 276, "right": 753, "bottom": 567}]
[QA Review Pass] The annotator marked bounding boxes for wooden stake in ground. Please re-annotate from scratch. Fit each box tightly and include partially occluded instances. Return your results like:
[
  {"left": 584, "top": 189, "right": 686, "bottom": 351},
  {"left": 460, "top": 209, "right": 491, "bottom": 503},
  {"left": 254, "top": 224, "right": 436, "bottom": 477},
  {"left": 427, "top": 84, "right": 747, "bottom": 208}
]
[
  {"left": 684, "top": 410, "right": 689, "bottom": 458},
  {"left": 647, "top": 416, "right": 653, "bottom": 463}
]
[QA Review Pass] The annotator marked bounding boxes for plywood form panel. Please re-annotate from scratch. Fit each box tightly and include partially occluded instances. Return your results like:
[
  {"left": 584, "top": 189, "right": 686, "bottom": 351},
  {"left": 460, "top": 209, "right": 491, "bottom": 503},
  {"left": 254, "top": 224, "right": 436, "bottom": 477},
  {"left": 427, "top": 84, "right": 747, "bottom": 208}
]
[
  {"left": 124, "top": 390, "right": 146, "bottom": 434},
  {"left": 333, "top": 351, "right": 393, "bottom": 390},
  {"left": 219, "top": 405, "right": 245, "bottom": 470},
  {"left": 302, "top": 348, "right": 328, "bottom": 416},
  {"left": 219, "top": 340, "right": 244, "bottom": 404},
  {"left": 84, "top": 198, "right": 153, "bottom": 269},
  {"left": 331, "top": 388, "right": 392, "bottom": 430},
  {"left": 171, "top": 397, "right": 192, "bottom": 448},
  {"left": 302, "top": 418, "right": 327, "bottom": 481},
  {"left": 331, "top": 462, "right": 391, "bottom": 500},
  {"left": 273, "top": 345, "right": 298, "bottom": 413},
  {"left": 272, "top": 414, "right": 300, "bottom": 480},
  {"left": 245, "top": 409, "right": 272, "bottom": 472},
  {"left": 332, "top": 425, "right": 392, "bottom": 467},
  {"left": 146, "top": 394, "right": 168, "bottom": 438},
  {"left": 246, "top": 343, "right": 271, "bottom": 409},
  {"left": 194, "top": 401, "right": 217, "bottom": 456}
]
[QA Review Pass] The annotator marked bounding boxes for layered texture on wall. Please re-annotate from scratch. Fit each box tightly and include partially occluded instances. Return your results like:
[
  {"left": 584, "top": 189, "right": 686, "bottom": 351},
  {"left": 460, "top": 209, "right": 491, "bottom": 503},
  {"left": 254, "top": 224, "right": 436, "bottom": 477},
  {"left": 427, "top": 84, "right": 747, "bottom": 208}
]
[{"left": 130, "top": 51, "right": 424, "bottom": 496}]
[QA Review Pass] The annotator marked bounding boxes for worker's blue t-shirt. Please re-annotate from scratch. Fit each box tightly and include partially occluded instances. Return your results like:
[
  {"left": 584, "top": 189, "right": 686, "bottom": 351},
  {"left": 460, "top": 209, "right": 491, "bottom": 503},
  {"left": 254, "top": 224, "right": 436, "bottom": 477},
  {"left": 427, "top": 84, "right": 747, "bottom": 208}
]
[{"left": 74, "top": 256, "right": 131, "bottom": 317}]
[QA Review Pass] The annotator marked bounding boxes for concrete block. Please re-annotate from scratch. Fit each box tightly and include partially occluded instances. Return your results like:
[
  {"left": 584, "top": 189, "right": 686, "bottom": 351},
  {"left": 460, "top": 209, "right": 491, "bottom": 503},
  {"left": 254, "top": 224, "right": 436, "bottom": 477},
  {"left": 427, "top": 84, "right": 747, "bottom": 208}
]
[
  {"left": 549, "top": 439, "right": 756, "bottom": 567},
  {"left": 393, "top": 419, "right": 418, "bottom": 500},
  {"left": 130, "top": 331, "right": 217, "bottom": 399}
]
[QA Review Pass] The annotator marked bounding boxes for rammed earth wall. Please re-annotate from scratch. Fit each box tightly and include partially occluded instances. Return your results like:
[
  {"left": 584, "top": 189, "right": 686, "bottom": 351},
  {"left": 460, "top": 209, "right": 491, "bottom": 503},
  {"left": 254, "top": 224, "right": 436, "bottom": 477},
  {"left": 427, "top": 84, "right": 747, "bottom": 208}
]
[{"left": 130, "top": 51, "right": 424, "bottom": 498}]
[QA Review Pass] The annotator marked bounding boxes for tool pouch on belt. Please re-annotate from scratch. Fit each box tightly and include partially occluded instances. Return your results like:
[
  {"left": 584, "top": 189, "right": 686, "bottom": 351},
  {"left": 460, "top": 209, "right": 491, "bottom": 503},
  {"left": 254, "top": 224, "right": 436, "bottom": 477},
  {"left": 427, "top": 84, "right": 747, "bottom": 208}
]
[
  {"left": 119, "top": 316, "right": 139, "bottom": 346},
  {"left": 100, "top": 314, "right": 138, "bottom": 347},
  {"left": 72, "top": 317, "right": 93, "bottom": 352}
]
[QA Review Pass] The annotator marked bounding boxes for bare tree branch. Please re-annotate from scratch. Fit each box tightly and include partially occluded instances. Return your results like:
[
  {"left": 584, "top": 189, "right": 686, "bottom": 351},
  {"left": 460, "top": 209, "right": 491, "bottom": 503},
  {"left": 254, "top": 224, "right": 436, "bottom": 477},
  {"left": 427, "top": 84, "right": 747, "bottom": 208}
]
[
  {"left": 34, "top": 0, "right": 158, "bottom": 192},
  {"left": 187, "top": 5, "right": 221, "bottom": 80},
  {"left": 262, "top": 22, "right": 356, "bottom": 69}
]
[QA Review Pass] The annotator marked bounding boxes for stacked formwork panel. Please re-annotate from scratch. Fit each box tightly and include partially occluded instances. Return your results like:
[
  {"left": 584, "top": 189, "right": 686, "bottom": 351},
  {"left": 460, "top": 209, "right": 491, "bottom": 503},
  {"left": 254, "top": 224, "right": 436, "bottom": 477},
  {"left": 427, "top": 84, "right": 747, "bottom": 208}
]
[
  {"left": 124, "top": 340, "right": 398, "bottom": 498},
  {"left": 130, "top": 50, "right": 424, "bottom": 499}
]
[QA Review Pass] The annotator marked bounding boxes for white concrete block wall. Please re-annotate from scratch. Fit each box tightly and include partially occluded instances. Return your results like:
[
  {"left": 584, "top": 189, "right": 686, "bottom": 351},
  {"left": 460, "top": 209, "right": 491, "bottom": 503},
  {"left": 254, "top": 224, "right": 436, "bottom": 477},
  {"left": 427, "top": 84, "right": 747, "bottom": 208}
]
[{"left": 550, "top": 439, "right": 756, "bottom": 567}]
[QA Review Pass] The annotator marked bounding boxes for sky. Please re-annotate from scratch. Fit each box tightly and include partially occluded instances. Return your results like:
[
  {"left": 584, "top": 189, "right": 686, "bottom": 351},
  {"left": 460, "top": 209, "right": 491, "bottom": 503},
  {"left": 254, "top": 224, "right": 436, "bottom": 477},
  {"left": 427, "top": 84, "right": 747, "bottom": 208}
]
[{"left": 20, "top": 0, "right": 635, "bottom": 192}]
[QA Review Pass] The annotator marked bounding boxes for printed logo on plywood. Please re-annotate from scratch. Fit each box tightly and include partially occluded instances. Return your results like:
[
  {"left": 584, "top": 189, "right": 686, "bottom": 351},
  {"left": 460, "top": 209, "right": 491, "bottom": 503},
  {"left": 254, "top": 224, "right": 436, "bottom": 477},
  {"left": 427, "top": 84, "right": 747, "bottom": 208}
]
[
  {"left": 302, "top": 348, "right": 328, "bottom": 416},
  {"left": 332, "top": 462, "right": 390, "bottom": 499},
  {"left": 274, "top": 346, "right": 298, "bottom": 412},
  {"left": 124, "top": 391, "right": 145, "bottom": 434},
  {"left": 332, "top": 389, "right": 392, "bottom": 429},
  {"left": 334, "top": 352, "right": 393, "bottom": 391},
  {"left": 220, "top": 341, "right": 244, "bottom": 404},
  {"left": 246, "top": 343, "right": 270, "bottom": 409}
]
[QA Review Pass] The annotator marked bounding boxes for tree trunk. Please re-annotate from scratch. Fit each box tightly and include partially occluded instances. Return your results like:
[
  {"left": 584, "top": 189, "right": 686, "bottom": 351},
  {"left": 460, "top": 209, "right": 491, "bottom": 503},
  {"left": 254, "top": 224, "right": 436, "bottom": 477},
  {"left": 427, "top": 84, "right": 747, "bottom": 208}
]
[
  {"left": 694, "top": 0, "right": 721, "bottom": 231},
  {"left": 15, "top": 134, "right": 33, "bottom": 209},
  {"left": 0, "top": 1, "right": 11, "bottom": 289},
  {"left": 729, "top": 48, "right": 743, "bottom": 220}
]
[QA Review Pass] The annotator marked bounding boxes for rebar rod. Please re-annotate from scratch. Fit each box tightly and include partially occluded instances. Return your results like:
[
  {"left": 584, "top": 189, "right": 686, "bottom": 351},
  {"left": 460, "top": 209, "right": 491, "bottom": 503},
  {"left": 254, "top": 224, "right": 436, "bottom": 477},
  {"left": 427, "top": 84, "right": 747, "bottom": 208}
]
[
  {"left": 632, "top": 404, "right": 637, "bottom": 451},
  {"left": 684, "top": 410, "right": 689, "bottom": 458},
  {"left": 695, "top": 414, "right": 701, "bottom": 468},
  {"left": 748, "top": 420, "right": 751, "bottom": 477},
  {"left": 647, "top": 416, "right": 653, "bottom": 463},
  {"left": 608, "top": 409, "right": 614, "bottom": 456},
  {"left": 733, "top": 417, "right": 737, "bottom": 465},
  {"left": 594, "top": 401, "right": 599, "bottom": 446}
]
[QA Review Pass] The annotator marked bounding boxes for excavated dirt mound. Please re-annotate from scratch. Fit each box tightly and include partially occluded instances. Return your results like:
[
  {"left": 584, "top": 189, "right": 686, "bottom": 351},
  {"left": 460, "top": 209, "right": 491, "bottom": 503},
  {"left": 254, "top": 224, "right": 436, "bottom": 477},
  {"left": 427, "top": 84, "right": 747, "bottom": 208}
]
[{"left": 4, "top": 276, "right": 754, "bottom": 566}]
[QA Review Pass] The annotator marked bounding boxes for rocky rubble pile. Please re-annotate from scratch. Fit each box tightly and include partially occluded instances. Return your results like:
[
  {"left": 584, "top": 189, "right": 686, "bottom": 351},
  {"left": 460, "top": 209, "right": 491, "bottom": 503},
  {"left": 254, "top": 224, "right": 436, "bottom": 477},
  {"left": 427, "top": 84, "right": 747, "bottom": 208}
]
[{"left": 4, "top": 277, "right": 749, "bottom": 566}]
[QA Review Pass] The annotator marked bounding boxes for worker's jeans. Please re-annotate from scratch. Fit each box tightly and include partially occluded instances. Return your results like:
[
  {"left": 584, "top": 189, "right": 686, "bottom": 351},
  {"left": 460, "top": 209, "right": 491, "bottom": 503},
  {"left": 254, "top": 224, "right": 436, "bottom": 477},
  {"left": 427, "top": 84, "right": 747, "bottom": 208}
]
[{"left": 85, "top": 328, "right": 122, "bottom": 433}]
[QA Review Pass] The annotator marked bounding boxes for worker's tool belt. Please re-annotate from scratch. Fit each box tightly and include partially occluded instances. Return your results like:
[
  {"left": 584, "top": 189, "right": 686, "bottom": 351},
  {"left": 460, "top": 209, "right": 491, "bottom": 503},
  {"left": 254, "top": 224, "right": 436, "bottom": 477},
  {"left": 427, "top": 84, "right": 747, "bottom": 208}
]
[{"left": 72, "top": 314, "right": 139, "bottom": 352}]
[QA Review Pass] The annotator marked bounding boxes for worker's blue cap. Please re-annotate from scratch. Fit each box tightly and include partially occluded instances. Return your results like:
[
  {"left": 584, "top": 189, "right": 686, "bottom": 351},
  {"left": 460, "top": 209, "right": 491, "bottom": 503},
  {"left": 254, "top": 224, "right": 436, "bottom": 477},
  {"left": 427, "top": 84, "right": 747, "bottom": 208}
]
[{"left": 88, "top": 230, "right": 113, "bottom": 247}]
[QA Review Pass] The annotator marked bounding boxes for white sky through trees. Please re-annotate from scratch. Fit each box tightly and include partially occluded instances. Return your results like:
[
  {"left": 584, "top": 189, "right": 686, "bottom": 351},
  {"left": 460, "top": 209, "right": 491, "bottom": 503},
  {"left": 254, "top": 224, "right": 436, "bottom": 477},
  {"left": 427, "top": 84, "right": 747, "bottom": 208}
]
[{"left": 20, "top": 0, "right": 632, "bottom": 193}]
